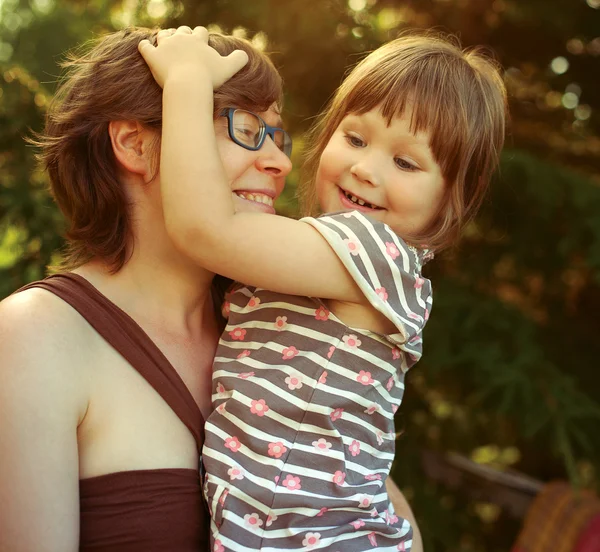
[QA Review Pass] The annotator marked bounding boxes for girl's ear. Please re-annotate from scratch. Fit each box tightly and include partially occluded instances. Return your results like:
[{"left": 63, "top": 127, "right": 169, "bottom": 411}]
[{"left": 108, "top": 120, "right": 157, "bottom": 178}]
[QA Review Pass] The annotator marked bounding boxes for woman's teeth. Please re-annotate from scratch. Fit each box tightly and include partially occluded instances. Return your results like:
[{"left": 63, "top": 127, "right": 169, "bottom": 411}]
[
  {"left": 235, "top": 192, "right": 274, "bottom": 207},
  {"left": 344, "top": 190, "right": 378, "bottom": 209}
]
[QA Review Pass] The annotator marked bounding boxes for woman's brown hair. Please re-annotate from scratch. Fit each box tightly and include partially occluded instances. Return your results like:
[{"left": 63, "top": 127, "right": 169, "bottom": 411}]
[
  {"left": 300, "top": 32, "right": 507, "bottom": 251},
  {"left": 34, "top": 27, "right": 283, "bottom": 273}
]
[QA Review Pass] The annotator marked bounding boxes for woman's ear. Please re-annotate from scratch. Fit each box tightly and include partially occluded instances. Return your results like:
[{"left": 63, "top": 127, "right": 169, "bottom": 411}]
[{"left": 108, "top": 121, "right": 157, "bottom": 179}]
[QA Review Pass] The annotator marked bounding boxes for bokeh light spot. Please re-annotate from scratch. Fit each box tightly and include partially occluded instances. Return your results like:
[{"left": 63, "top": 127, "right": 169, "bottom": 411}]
[
  {"left": 562, "top": 91, "right": 579, "bottom": 109},
  {"left": 550, "top": 56, "right": 569, "bottom": 74},
  {"left": 348, "top": 0, "right": 367, "bottom": 11}
]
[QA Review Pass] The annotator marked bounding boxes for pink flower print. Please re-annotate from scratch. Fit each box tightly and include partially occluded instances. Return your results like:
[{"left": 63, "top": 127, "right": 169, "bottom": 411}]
[
  {"left": 250, "top": 399, "right": 269, "bottom": 416},
  {"left": 376, "top": 430, "right": 384, "bottom": 446},
  {"left": 318, "top": 371, "right": 328, "bottom": 385},
  {"left": 357, "top": 371, "right": 374, "bottom": 385},
  {"left": 282, "top": 346, "right": 299, "bottom": 360},
  {"left": 368, "top": 532, "right": 378, "bottom": 547},
  {"left": 274, "top": 316, "right": 288, "bottom": 331},
  {"left": 342, "top": 334, "right": 362, "bottom": 349},
  {"left": 268, "top": 441, "right": 287, "bottom": 459},
  {"left": 344, "top": 238, "right": 361, "bottom": 256},
  {"left": 386, "top": 376, "right": 395, "bottom": 391},
  {"left": 392, "top": 347, "right": 401, "bottom": 360},
  {"left": 274, "top": 475, "right": 279, "bottom": 484},
  {"left": 284, "top": 374, "right": 303, "bottom": 391},
  {"left": 358, "top": 494, "right": 373, "bottom": 509},
  {"left": 425, "top": 308, "right": 430, "bottom": 321},
  {"left": 317, "top": 507, "right": 328, "bottom": 517},
  {"left": 213, "top": 539, "right": 225, "bottom": 552},
  {"left": 247, "top": 296, "right": 261, "bottom": 309},
  {"left": 220, "top": 487, "right": 229, "bottom": 505},
  {"left": 315, "top": 306, "right": 330, "bottom": 321},
  {"left": 392, "top": 404, "right": 399, "bottom": 414},
  {"left": 348, "top": 440, "right": 361, "bottom": 457},
  {"left": 266, "top": 513, "right": 278, "bottom": 527},
  {"left": 397, "top": 543, "right": 406, "bottom": 551},
  {"left": 238, "top": 371, "right": 255, "bottom": 379},
  {"left": 224, "top": 436, "right": 241, "bottom": 453},
  {"left": 365, "top": 473, "right": 382, "bottom": 481},
  {"left": 282, "top": 474, "right": 301, "bottom": 491},
  {"left": 216, "top": 382, "right": 226, "bottom": 394},
  {"left": 375, "top": 287, "right": 388, "bottom": 301},
  {"left": 370, "top": 507, "right": 379, "bottom": 517},
  {"left": 312, "top": 438, "right": 332, "bottom": 452},
  {"left": 330, "top": 408, "right": 344, "bottom": 422},
  {"left": 385, "top": 242, "right": 400, "bottom": 260},
  {"left": 227, "top": 466, "right": 244, "bottom": 480},
  {"left": 229, "top": 327, "right": 246, "bottom": 341},
  {"left": 414, "top": 276, "right": 425, "bottom": 289},
  {"left": 364, "top": 404, "right": 379, "bottom": 415},
  {"left": 407, "top": 311, "right": 422, "bottom": 321},
  {"left": 221, "top": 301, "right": 230, "bottom": 317},
  {"left": 302, "top": 533, "right": 321, "bottom": 549},
  {"left": 244, "top": 512, "right": 263, "bottom": 530},
  {"left": 409, "top": 335, "right": 422, "bottom": 345},
  {"left": 216, "top": 403, "right": 226, "bottom": 414},
  {"left": 385, "top": 510, "right": 399, "bottom": 525},
  {"left": 332, "top": 470, "right": 346, "bottom": 486},
  {"left": 350, "top": 519, "right": 365, "bottom": 530},
  {"left": 237, "top": 349, "right": 251, "bottom": 359},
  {"left": 327, "top": 345, "right": 336, "bottom": 359}
]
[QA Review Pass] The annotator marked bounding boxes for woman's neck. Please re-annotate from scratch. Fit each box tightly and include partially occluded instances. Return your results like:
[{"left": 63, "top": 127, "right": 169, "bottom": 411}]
[{"left": 74, "top": 251, "right": 215, "bottom": 340}]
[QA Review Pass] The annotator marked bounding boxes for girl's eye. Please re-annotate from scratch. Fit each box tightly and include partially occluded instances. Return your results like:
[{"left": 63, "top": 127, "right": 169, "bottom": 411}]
[
  {"left": 394, "top": 157, "right": 418, "bottom": 171},
  {"left": 345, "top": 134, "right": 365, "bottom": 148}
]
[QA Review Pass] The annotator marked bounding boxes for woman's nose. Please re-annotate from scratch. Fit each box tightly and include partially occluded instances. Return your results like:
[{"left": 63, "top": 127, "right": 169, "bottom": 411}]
[{"left": 257, "top": 136, "right": 293, "bottom": 177}]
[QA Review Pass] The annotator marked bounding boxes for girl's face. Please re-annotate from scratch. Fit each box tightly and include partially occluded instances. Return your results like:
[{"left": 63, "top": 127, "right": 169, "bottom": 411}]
[
  {"left": 214, "top": 105, "right": 292, "bottom": 214},
  {"left": 316, "top": 107, "right": 446, "bottom": 239}
]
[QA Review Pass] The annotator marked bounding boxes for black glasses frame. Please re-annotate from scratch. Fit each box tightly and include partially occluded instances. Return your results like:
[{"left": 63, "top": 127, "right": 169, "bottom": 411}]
[{"left": 220, "top": 108, "right": 292, "bottom": 158}]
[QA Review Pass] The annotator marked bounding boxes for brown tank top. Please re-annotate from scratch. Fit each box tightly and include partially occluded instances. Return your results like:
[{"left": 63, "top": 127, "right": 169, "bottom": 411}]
[{"left": 16, "top": 273, "right": 209, "bottom": 551}]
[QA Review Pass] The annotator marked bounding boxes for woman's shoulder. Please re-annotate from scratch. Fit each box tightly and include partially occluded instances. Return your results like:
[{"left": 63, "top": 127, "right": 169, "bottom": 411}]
[
  {"left": 0, "top": 286, "right": 94, "bottom": 403},
  {"left": 1, "top": 285, "right": 91, "bottom": 340}
]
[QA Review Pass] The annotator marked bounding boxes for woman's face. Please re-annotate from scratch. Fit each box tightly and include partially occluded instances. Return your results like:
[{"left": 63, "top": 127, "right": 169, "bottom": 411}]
[{"left": 214, "top": 105, "right": 292, "bottom": 214}]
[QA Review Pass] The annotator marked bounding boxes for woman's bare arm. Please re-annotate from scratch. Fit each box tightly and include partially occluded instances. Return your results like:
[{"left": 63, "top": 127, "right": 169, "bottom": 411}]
[
  {"left": 0, "top": 291, "right": 88, "bottom": 552},
  {"left": 386, "top": 477, "right": 423, "bottom": 552}
]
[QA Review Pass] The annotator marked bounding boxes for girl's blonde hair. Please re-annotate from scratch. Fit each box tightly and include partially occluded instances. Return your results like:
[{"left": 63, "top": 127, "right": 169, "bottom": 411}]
[
  {"left": 300, "top": 32, "right": 507, "bottom": 250},
  {"left": 34, "top": 27, "right": 283, "bottom": 273}
]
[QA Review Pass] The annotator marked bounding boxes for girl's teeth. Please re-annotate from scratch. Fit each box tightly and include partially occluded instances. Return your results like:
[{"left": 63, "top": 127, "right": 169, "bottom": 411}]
[{"left": 344, "top": 190, "right": 377, "bottom": 209}]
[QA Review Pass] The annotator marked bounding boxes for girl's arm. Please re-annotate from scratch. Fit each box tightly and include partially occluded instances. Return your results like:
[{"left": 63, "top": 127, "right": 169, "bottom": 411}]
[{"left": 140, "top": 28, "right": 369, "bottom": 303}]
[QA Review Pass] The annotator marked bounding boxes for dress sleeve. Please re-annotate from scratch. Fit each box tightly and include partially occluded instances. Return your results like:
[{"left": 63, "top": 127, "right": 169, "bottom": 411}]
[{"left": 301, "top": 210, "right": 433, "bottom": 365}]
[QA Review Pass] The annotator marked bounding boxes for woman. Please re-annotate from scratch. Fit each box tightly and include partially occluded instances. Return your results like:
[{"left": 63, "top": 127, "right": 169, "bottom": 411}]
[{"left": 0, "top": 27, "right": 421, "bottom": 551}]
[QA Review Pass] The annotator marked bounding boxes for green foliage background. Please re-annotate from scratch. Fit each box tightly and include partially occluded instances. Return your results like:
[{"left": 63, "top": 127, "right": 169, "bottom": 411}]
[{"left": 1, "top": 1, "right": 599, "bottom": 550}]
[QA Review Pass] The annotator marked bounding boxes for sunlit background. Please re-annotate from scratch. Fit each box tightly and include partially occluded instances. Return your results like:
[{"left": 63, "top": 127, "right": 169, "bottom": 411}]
[{"left": 1, "top": 1, "right": 600, "bottom": 550}]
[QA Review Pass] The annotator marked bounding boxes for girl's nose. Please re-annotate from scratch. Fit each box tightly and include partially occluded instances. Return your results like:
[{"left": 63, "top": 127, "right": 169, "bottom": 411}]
[{"left": 350, "top": 159, "right": 381, "bottom": 187}]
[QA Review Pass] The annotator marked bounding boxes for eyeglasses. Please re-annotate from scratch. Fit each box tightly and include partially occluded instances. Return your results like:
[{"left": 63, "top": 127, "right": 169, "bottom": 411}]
[{"left": 220, "top": 108, "right": 292, "bottom": 158}]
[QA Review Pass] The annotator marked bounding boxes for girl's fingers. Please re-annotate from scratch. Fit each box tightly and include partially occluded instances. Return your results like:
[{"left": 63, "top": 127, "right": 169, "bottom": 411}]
[
  {"left": 193, "top": 26, "right": 209, "bottom": 43},
  {"left": 175, "top": 25, "right": 193, "bottom": 34},
  {"left": 224, "top": 50, "right": 249, "bottom": 79},
  {"left": 138, "top": 39, "right": 154, "bottom": 57},
  {"left": 156, "top": 28, "right": 175, "bottom": 43}
]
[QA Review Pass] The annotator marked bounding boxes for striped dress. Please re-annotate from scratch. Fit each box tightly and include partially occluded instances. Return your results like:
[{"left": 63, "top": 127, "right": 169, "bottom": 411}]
[{"left": 202, "top": 211, "right": 433, "bottom": 552}]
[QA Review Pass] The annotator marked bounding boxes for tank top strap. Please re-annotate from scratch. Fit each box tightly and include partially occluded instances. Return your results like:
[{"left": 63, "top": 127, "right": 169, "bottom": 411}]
[{"left": 16, "top": 273, "right": 204, "bottom": 451}]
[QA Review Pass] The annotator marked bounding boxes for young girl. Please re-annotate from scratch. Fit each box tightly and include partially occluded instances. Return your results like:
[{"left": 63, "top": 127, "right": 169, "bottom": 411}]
[{"left": 139, "top": 26, "right": 506, "bottom": 551}]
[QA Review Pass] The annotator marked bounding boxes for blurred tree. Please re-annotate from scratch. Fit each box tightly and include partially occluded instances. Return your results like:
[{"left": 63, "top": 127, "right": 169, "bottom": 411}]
[{"left": 1, "top": 1, "right": 599, "bottom": 550}]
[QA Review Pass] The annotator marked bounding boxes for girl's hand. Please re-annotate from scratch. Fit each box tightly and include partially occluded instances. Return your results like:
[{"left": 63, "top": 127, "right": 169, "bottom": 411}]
[{"left": 138, "top": 26, "right": 248, "bottom": 90}]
